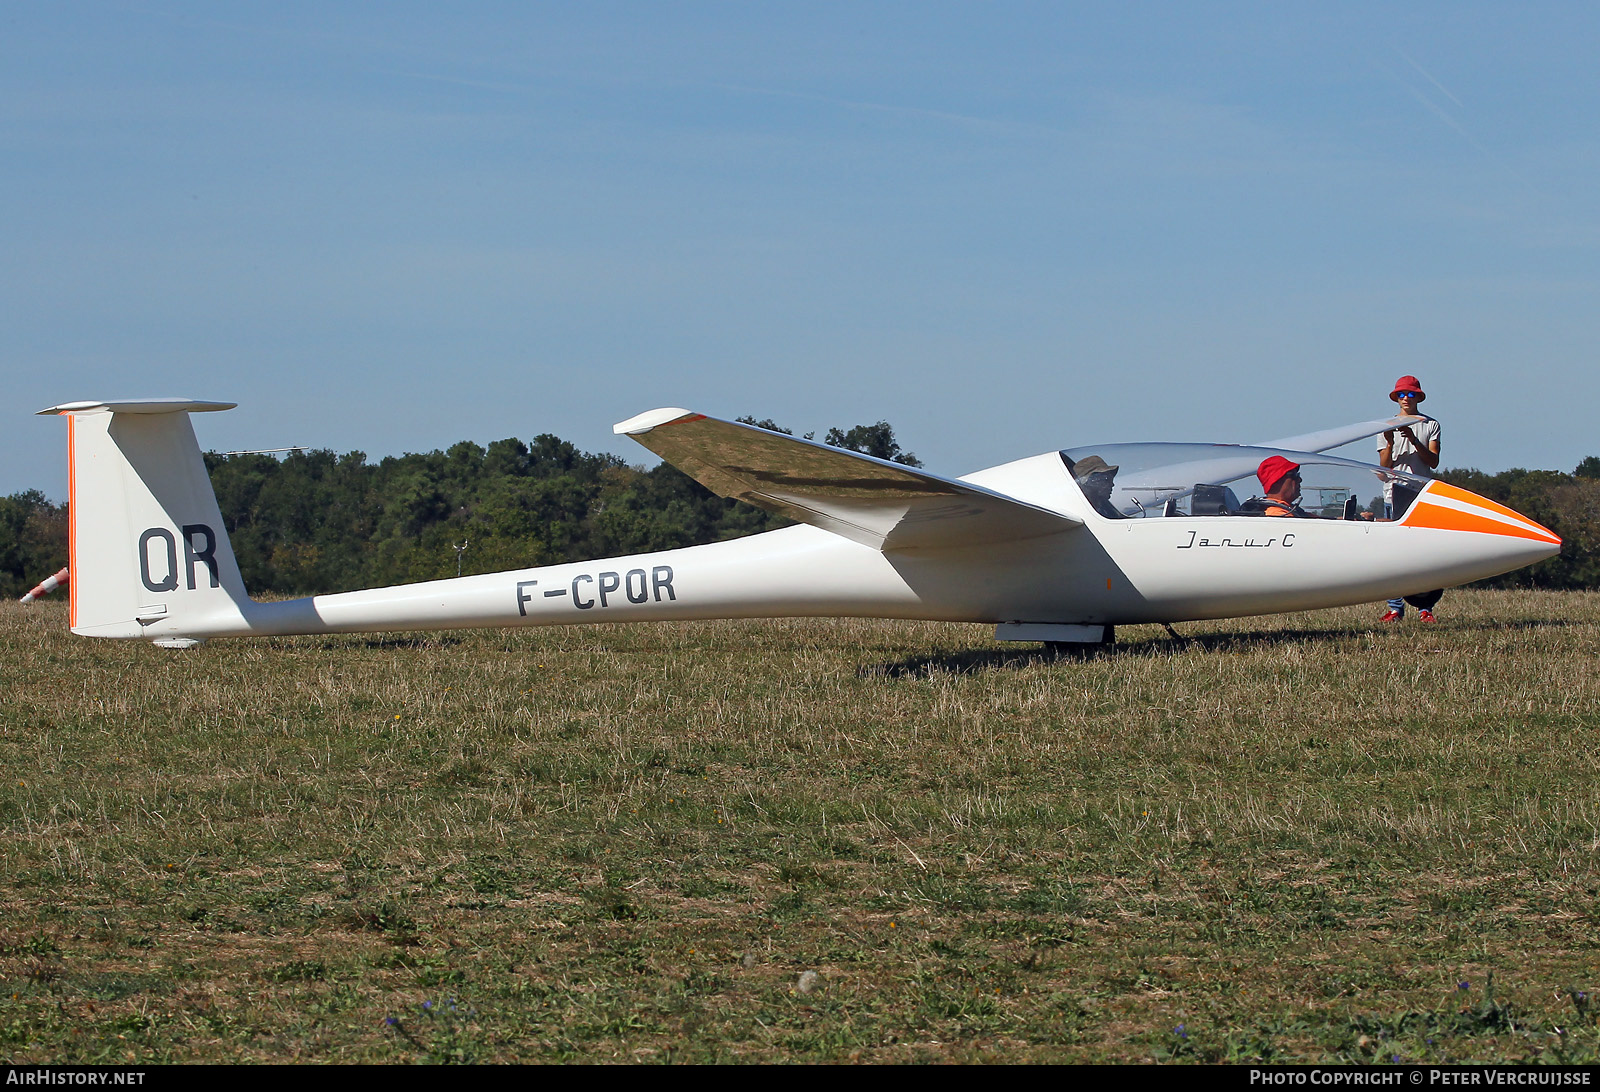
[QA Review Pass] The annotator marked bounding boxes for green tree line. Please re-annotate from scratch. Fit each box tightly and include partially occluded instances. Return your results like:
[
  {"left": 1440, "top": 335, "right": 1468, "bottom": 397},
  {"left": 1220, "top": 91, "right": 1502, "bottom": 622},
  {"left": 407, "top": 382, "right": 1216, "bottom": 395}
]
[
  {"left": 3, "top": 436, "right": 1596, "bottom": 599},
  {"left": 0, "top": 490, "right": 68, "bottom": 599},
  {"left": 1439, "top": 458, "right": 1600, "bottom": 589}
]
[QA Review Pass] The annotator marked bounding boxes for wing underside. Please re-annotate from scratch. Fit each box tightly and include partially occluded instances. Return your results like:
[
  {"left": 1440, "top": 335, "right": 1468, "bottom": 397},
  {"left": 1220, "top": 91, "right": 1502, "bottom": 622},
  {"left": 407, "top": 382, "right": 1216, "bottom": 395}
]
[
  {"left": 615, "top": 409, "right": 1081, "bottom": 551},
  {"left": 1258, "top": 413, "right": 1427, "bottom": 454}
]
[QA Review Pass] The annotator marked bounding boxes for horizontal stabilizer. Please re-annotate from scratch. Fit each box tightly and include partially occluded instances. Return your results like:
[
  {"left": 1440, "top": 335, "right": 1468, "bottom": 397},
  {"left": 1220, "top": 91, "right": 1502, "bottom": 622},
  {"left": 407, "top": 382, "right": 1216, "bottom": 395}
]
[
  {"left": 615, "top": 410, "right": 1081, "bottom": 551},
  {"left": 37, "top": 399, "right": 236, "bottom": 416}
]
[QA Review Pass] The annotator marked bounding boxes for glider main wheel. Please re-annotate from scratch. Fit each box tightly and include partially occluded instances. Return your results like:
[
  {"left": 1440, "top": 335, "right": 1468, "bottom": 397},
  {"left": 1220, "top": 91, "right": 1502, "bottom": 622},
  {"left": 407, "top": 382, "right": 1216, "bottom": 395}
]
[{"left": 1043, "top": 626, "right": 1115, "bottom": 660}]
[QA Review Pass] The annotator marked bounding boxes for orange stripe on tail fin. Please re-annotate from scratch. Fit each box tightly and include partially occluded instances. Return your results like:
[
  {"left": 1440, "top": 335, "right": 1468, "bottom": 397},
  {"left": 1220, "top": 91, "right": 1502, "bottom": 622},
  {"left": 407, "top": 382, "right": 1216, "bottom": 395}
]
[{"left": 67, "top": 413, "right": 77, "bottom": 629}]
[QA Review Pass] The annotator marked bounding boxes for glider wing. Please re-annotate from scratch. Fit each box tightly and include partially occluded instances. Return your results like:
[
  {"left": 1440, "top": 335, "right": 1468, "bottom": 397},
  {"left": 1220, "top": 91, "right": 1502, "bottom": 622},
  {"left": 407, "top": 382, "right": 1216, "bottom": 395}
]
[
  {"left": 1258, "top": 414, "right": 1428, "bottom": 454},
  {"left": 615, "top": 409, "right": 1081, "bottom": 551}
]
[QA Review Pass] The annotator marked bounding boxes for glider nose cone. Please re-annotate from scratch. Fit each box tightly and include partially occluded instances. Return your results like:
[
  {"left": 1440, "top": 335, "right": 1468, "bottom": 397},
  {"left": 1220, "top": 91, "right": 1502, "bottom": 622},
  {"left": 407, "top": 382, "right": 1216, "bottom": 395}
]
[
  {"left": 1492, "top": 523, "right": 1563, "bottom": 570},
  {"left": 1400, "top": 480, "right": 1561, "bottom": 574}
]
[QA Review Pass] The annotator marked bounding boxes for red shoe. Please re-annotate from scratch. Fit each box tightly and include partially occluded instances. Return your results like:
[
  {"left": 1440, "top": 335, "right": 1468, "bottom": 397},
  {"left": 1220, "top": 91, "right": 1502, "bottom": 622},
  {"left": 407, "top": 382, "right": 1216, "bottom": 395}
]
[
  {"left": 1379, "top": 610, "right": 1402, "bottom": 623},
  {"left": 1418, "top": 609, "right": 1436, "bottom": 623}
]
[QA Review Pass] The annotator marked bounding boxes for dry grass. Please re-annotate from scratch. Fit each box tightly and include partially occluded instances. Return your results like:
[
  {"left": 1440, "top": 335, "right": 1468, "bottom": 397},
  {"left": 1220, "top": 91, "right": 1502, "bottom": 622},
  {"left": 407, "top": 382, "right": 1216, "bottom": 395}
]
[{"left": 2, "top": 589, "right": 1599, "bottom": 1062}]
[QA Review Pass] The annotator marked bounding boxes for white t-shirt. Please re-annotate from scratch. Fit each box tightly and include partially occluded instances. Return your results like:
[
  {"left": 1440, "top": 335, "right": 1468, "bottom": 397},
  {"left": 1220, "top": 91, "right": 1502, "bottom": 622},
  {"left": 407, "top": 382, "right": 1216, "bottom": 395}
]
[{"left": 1379, "top": 416, "right": 1440, "bottom": 502}]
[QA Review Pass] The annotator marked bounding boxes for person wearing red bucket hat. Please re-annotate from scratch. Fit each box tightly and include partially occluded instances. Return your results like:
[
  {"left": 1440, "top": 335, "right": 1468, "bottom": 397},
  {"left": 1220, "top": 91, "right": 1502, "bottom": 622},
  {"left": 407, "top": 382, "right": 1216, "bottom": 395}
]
[
  {"left": 1378, "top": 375, "right": 1443, "bottom": 622},
  {"left": 1243, "top": 456, "right": 1309, "bottom": 517}
]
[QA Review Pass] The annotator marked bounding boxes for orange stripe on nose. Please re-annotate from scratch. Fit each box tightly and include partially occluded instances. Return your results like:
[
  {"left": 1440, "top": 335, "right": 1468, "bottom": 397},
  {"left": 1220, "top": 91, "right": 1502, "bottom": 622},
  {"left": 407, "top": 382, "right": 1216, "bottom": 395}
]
[
  {"left": 1425, "top": 480, "right": 1559, "bottom": 535},
  {"left": 1403, "top": 499, "right": 1561, "bottom": 544}
]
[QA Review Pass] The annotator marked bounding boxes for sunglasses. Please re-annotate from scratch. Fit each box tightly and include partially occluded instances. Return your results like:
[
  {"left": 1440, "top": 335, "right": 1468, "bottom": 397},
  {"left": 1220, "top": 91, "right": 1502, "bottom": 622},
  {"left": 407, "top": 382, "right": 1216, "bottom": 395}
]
[{"left": 1396, "top": 392, "right": 1420, "bottom": 400}]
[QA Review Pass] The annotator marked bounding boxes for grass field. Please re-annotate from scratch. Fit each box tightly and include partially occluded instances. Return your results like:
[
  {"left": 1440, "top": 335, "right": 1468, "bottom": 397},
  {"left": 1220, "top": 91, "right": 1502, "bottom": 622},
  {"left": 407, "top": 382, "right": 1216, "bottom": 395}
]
[{"left": 3, "top": 589, "right": 1599, "bottom": 1064}]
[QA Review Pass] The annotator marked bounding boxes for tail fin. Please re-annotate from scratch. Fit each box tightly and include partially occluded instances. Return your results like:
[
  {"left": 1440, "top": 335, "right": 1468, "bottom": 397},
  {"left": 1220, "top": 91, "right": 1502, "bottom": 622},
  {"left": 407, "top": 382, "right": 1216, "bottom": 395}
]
[{"left": 38, "top": 399, "right": 254, "bottom": 641}]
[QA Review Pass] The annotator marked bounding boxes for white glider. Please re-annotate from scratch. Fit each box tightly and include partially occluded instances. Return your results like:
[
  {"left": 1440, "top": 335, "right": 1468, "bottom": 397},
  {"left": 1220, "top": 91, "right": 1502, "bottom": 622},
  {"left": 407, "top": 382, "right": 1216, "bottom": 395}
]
[{"left": 36, "top": 399, "right": 1559, "bottom": 648}]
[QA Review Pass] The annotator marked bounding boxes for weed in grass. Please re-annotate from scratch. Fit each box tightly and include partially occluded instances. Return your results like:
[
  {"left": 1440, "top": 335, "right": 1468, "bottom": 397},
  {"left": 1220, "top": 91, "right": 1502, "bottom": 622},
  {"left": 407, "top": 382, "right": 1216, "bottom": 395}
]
[
  {"left": 386, "top": 997, "right": 481, "bottom": 1064},
  {"left": 267, "top": 960, "right": 328, "bottom": 983},
  {"left": 0, "top": 933, "right": 58, "bottom": 957},
  {"left": 344, "top": 900, "right": 421, "bottom": 944}
]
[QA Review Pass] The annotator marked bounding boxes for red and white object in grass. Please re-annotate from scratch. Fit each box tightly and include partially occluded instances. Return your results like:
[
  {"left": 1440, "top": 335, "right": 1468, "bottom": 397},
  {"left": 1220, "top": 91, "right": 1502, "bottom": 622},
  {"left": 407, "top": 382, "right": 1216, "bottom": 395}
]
[{"left": 19, "top": 567, "right": 69, "bottom": 603}]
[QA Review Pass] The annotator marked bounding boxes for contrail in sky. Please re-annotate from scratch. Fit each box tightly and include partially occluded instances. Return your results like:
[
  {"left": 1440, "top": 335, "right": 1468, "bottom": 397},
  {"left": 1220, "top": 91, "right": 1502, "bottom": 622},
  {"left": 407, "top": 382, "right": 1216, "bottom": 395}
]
[
  {"left": 711, "top": 81, "right": 1072, "bottom": 141},
  {"left": 1393, "top": 46, "right": 1464, "bottom": 109},
  {"left": 1379, "top": 43, "right": 1550, "bottom": 204}
]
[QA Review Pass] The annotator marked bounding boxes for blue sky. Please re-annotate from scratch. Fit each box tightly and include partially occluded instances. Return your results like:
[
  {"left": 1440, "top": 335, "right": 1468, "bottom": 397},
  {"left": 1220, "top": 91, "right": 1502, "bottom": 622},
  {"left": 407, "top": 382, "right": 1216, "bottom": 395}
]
[{"left": 5, "top": 2, "right": 1598, "bottom": 499}]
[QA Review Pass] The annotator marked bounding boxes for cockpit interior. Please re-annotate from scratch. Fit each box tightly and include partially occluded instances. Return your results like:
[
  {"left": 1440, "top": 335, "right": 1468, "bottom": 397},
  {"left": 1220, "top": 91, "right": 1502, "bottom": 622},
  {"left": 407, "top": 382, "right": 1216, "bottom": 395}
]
[{"left": 1059, "top": 443, "right": 1427, "bottom": 520}]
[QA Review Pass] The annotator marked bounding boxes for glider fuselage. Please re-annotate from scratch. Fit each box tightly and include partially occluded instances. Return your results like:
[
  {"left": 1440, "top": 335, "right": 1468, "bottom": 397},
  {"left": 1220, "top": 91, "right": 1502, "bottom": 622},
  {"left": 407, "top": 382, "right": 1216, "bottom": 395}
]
[
  {"left": 110, "top": 451, "right": 1557, "bottom": 641},
  {"left": 40, "top": 401, "right": 1560, "bottom": 644}
]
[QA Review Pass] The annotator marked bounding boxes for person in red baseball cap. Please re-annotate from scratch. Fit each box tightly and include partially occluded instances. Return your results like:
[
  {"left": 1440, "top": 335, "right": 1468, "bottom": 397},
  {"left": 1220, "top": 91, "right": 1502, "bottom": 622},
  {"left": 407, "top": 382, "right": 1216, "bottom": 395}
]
[
  {"left": 1252, "top": 456, "right": 1307, "bottom": 517},
  {"left": 1378, "top": 375, "right": 1443, "bottom": 621}
]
